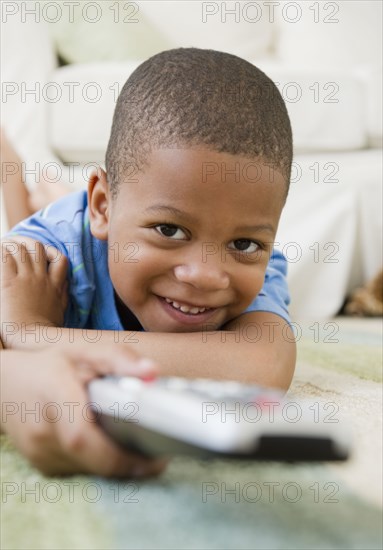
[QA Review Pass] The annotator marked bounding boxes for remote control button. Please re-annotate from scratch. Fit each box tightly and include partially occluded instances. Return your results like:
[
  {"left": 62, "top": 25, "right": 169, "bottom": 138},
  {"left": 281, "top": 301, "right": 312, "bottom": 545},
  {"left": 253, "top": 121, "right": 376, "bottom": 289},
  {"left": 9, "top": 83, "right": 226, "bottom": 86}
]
[
  {"left": 159, "top": 377, "right": 190, "bottom": 391},
  {"left": 119, "top": 377, "right": 145, "bottom": 392},
  {"left": 188, "top": 378, "right": 210, "bottom": 390},
  {"left": 190, "top": 379, "right": 229, "bottom": 398},
  {"left": 220, "top": 381, "right": 243, "bottom": 394}
]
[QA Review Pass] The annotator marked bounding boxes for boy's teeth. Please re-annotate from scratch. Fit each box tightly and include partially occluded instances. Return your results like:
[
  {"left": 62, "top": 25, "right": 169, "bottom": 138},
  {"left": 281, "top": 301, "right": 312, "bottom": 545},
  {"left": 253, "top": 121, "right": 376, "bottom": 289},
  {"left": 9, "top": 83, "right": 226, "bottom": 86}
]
[{"left": 164, "top": 297, "right": 207, "bottom": 314}]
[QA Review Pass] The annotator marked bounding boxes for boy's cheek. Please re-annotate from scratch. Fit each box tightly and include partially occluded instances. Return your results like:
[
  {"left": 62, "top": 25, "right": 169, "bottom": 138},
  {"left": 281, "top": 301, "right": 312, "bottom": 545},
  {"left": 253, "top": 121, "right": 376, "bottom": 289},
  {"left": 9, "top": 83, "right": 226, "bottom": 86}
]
[{"left": 237, "top": 268, "right": 265, "bottom": 299}]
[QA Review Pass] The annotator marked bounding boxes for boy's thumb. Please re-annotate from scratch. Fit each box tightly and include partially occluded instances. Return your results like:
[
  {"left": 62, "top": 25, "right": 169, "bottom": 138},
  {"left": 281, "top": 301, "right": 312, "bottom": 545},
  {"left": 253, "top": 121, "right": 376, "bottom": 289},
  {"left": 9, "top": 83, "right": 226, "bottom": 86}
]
[{"left": 64, "top": 345, "right": 159, "bottom": 382}]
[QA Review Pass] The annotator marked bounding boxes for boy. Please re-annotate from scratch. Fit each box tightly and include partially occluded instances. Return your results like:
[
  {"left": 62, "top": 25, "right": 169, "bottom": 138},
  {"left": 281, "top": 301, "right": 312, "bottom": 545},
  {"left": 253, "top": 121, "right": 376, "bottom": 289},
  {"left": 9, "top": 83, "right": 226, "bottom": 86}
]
[{"left": 1, "top": 48, "right": 296, "bottom": 474}]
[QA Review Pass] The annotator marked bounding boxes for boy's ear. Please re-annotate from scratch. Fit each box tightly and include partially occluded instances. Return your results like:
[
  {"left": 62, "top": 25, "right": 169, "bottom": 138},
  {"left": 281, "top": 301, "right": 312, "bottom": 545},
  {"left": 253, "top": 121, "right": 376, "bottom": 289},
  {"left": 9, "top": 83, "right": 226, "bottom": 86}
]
[{"left": 87, "top": 168, "right": 110, "bottom": 240}]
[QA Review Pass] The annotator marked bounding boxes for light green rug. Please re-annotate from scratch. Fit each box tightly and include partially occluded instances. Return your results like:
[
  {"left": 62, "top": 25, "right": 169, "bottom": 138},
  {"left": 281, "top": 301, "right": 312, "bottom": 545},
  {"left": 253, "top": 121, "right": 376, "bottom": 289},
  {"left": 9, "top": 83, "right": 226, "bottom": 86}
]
[{"left": 1, "top": 318, "right": 382, "bottom": 549}]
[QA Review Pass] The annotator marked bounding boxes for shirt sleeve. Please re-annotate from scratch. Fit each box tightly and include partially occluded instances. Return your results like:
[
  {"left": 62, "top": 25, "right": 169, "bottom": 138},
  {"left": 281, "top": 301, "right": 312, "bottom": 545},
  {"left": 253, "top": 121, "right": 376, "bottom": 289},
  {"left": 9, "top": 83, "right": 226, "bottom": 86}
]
[
  {"left": 244, "top": 248, "right": 291, "bottom": 325},
  {"left": 5, "top": 191, "right": 86, "bottom": 252}
]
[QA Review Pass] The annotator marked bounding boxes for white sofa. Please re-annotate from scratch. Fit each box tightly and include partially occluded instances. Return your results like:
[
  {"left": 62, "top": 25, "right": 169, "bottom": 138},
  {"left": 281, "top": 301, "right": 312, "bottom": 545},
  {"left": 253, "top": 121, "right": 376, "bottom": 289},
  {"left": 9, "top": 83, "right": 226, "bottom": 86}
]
[{"left": 1, "top": 0, "right": 382, "bottom": 319}]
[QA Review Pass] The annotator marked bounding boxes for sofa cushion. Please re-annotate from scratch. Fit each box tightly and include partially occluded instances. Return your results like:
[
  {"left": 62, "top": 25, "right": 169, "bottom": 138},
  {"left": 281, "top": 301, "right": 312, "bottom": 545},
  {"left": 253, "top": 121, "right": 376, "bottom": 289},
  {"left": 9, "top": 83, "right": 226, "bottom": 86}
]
[
  {"left": 276, "top": 0, "right": 382, "bottom": 69},
  {"left": 49, "top": 63, "right": 138, "bottom": 163},
  {"left": 275, "top": 0, "right": 382, "bottom": 146},
  {"left": 139, "top": 1, "right": 275, "bottom": 62},
  {"left": 276, "top": 149, "right": 382, "bottom": 319},
  {"left": 47, "top": 0, "right": 274, "bottom": 64},
  {"left": 257, "top": 62, "right": 368, "bottom": 152},
  {"left": 49, "top": 60, "right": 369, "bottom": 163}
]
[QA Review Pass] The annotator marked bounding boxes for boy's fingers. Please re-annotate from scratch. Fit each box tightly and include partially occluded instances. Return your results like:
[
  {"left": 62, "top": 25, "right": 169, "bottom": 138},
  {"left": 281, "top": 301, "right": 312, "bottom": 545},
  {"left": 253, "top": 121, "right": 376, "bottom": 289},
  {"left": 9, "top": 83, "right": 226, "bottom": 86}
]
[
  {"left": 47, "top": 250, "right": 68, "bottom": 288},
  {"left": 35, "top": 451, "right": 166, "bottom": 479},
  {"left": 28, "top": 437, "right": 163, "bottom": 480},
  {"left": 54, "top": 387, "right": 166, "bottom": 477},
  {"left": 4, "top": 239, "right": 54, "bottom": 277},
  {"left": 31, "top": 241, "right": 51, "bottom": 274},
  {"left": 12, "top": 240, "right": 46, "bottom": 275},
  {"left": 69, "top": 423, "right": 168, "bottom": 478},
  {"left": 1, "top": 242, "right": 18, "bottom": 278},
  {"left": 48, "top": 356, "right": 165, "bottom": 478},
  {"left": 64, "top": 346, "right": 159, "bottom": 381},
  {"left": 60, "top": 280, "right": 69, "bottom": 311}
]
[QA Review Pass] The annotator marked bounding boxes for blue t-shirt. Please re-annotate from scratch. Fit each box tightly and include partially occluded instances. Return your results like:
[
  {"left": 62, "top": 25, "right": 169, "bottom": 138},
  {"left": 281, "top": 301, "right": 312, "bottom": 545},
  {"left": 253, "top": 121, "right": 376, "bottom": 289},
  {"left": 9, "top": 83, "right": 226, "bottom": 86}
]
[{"left": 7, "top": 191, "right": 291, "bottom": 330}]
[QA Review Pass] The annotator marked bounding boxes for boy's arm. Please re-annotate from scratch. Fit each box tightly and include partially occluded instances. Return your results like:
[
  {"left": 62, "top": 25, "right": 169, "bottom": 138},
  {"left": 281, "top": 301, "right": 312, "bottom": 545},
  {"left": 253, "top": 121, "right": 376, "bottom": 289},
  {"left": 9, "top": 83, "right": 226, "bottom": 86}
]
[
  {"left": 124, "top": 311, "right": 295, "bottom": 389},
  {"left": 150, "top": 311, "right": 296, "bottom": 389},
  {"left": 3, "top": 316, "right": 295, "bottom": 390},
  {"left": 1, "top": 239, "right": 295, "bottom": 390}
]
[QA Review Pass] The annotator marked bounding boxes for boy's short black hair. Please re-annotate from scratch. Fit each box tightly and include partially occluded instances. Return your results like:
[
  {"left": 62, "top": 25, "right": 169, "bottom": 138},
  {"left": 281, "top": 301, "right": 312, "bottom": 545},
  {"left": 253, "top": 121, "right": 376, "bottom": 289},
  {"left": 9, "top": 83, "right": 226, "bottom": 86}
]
[{"left": 106, "top": 48, "right": 292, "bottom": 198}]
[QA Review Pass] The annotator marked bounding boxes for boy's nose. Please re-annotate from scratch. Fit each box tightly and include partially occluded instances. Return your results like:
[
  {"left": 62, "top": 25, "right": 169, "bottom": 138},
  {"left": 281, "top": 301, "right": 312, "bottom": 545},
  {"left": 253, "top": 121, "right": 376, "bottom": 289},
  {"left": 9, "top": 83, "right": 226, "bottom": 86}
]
[{"left": 173, "top": 260, "right": 230, "bottom": 291}]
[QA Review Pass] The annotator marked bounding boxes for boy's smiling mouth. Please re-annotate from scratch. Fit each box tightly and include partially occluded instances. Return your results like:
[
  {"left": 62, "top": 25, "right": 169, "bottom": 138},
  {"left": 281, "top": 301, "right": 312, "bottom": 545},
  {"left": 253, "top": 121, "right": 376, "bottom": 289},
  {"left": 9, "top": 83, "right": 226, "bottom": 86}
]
[
  {"left": 156, "top": 295, "right": 219, "bottom": 325},
  {"left": 164, "top": 297, "right": 212, "bottom": 314}
]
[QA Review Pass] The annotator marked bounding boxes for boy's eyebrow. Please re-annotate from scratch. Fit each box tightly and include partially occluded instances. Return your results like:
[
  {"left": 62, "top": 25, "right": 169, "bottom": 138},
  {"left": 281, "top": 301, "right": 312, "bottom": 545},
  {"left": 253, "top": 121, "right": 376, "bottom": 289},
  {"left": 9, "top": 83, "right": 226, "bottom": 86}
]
[
  {"left": 144, "top": 204, "right": 275, "bottom": 234},
  {"left": 234, "top": 223, "right": 275, "bottom": 234},
  {"left": 144, "top": 204, "right": 196, "bottom": 224}
]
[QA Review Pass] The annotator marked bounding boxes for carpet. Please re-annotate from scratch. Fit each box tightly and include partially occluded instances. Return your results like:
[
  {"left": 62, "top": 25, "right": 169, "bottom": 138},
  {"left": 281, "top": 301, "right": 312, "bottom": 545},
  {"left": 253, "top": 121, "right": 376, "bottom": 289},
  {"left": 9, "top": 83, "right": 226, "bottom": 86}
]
[{"left": 1, "top": 317, "right": 382, "bottom": 550}]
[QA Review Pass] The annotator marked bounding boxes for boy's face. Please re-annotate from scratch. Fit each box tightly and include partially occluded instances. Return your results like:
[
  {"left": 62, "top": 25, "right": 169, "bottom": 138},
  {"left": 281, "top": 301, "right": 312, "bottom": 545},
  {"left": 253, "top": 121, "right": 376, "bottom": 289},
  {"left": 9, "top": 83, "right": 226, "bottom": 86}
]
[{"left": 89, "top": 147, "right": 287, "bottom": 332}]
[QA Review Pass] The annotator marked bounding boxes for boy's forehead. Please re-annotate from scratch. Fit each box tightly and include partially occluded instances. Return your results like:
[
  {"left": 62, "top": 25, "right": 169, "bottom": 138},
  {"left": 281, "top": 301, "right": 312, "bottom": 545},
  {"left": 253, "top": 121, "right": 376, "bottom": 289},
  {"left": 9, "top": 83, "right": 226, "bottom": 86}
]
[
  {"left": 137, "top": 147, "right": 286, "bottom": 189},
  {"left": 114, "top": 147, "right": 286, "bottom": 223}
]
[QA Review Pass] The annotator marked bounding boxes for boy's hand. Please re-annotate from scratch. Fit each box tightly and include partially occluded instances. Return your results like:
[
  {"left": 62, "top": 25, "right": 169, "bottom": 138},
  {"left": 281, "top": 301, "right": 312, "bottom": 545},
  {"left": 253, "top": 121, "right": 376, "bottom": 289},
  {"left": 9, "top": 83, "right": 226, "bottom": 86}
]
[
  {"left": 1, "top": 344, "right": 167, "bottom": 478},
  {"left": 1, "top": 239, "right": 68, "bottom": 347}
]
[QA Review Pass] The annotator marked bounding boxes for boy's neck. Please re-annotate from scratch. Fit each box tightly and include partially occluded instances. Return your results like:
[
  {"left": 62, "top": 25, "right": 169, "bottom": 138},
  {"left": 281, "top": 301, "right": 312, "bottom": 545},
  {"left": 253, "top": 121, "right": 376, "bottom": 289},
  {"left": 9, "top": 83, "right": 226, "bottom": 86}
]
[{"left": 113, "top": 291, "right": 143, "bottom": 331}]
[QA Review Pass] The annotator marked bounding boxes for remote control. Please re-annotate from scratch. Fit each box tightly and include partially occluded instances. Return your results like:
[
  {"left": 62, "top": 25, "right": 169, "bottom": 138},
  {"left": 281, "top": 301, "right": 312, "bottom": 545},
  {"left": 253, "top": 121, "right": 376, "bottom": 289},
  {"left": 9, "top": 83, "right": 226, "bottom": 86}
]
[{"left": 88, "top": 376, "right": 351, "bottom": 461}]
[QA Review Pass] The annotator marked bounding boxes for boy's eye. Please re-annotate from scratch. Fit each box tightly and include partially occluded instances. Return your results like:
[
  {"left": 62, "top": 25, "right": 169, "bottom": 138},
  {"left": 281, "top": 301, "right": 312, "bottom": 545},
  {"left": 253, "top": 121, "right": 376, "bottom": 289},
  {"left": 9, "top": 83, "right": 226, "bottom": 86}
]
[
  {"left": 154, "top": 224, "right": 187, "bottom": 240},
  {"left": 228, "top": 239, "right": 260, "bottom": 254}
]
